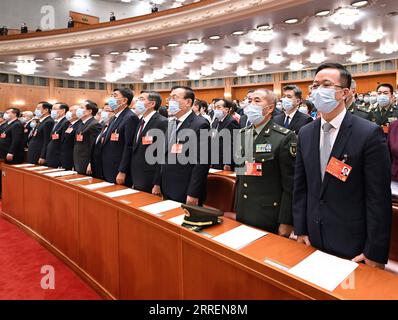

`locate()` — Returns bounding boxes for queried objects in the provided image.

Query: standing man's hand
[297,235,311,246]
[186,196,199,206]
[116,172,126,185]
[38,158,46,165]
[352,253,385,269]
[152,185,162,197]
[6,153,13,162]
[86,163,92,175]
[278,224,293,237]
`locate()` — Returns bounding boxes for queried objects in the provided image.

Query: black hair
[194,99,208,113]
[140,90,162,110]
[171,86,195,106]
[283,84,303,100]
[38,101,53,112]
[114,87,134,106]
[315,62,352,89]
[8,107,21,117]
[83,100,99,116]
[377,83,394,95]
[55,102,69,112]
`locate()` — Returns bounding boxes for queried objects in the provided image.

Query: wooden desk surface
[2,163,398,300]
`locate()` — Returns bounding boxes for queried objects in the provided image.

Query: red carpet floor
[0,215,101,300]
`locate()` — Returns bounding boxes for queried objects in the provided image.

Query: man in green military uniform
[372,83,398,127]
[346,79,373,121]
[234,89,297,237]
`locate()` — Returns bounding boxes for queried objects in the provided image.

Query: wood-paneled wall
[0,72,396,111]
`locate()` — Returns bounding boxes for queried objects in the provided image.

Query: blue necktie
[284,116,290,128]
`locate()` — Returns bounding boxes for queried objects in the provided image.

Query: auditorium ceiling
[0,0,397,83]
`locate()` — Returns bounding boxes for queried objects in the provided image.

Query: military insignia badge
[289,143,297,157]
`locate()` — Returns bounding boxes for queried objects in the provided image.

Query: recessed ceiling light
[109,51,120,55]
[257,24,272,31]
[90,53,101,57]
[232,30,245,36]
[209,35,221,40]
[148,46,159,50]
[315,10,330,16]
[0,61,5,64]
[167,43,179,47]
[71,55,82,59]
[284,18,299,24]
[53,57,63,61]
[34,58,44,62]
[351,1,368,8]
[15,60,25,64]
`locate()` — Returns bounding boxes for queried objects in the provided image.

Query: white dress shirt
[284,108,298,126]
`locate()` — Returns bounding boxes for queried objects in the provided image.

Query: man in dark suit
[273,84,313,135]
[20,111,34,148]
[100,88,139,185]
[0,108,24,164]
[45,103,69,168]
[131,91,168,193]
[293,62,391,268]
[153,86,210,205]
[73,100,102,175]
[211,99,239,170]
[60,105,81,170]
[27,102,54,164]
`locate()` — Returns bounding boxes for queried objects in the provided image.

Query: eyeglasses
[311,83,344,90]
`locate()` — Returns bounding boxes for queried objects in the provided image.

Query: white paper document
[13,163,35,168]
[38,168,65,174]
[391,181,398,197]
[139,200,181,216]
[212,225,267,250]
[288,250,358,292]
[44,171,77,178]
[81,182,114,190]
[208,168,222,174]
[102,188,139,198]
[64,177,92,182]
[168,214,185,225]
[25,166,48,171]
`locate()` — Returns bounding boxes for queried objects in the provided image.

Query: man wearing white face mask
[293,62,391,269]
[60,105,81,170]
[372,83,398,130]
[345,79,373,121]
[273,85,312,135]
[46,103,69,168]
[153,86,210,206]
[130,91,168,193]
[235,89,297,236]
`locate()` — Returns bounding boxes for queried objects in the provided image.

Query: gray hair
[141,90,162,110]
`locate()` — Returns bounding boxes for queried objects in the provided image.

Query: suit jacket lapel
[133,113,157,151]
[310,119,322,193]
[320,112,353,196]
[288,112,300,130]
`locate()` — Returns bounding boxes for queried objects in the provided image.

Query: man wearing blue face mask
[45,103,69,168]
[27,101,54,165]
[130,91,168,193]
[293,62,391,269]
[235,89,297,236]
[273,85,312,135]
[98,88,139,185]
[372,83,398,130]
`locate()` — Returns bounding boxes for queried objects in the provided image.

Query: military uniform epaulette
[357,106,370,113]
[271,123,290,135]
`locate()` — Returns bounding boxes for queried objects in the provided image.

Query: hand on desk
[297,235,311,246]
[186,196,199,206]
[86,163,92,175]
[152,185,162,197]
[116,172,126,185]
[278,224,293,238]
[38,158,46,165]
[352,253,385,269]
[6,153,13,162]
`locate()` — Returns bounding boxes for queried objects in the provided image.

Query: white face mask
[281,98,295,112]
[298,106,308,114]
[213,109,224,120]
[244,104,265,126]
[313,87,344,114]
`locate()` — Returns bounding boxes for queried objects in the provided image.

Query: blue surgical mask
[76,108,85,119]
[364,96,370,104]
[65,111,73,121]
[30,122,37,129]
[298,106,308,114]
[213,109,224,120]
[377,94,390,108]
[34,109,42,118]
[244,104,264,126]
[108,97,119,111]
[19,117,27,124]
[168,100,181,116]
[282,98,295,112]
[276,102,282,111]
[50,110,58,120]
[370,96,378,105]
[313,88,342,114]
[100,111,109,122]
[135,101,147,116]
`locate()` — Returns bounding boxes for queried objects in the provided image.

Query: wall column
[224,77,233,99]
[48,78,55,102]
[273,73,282,98]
